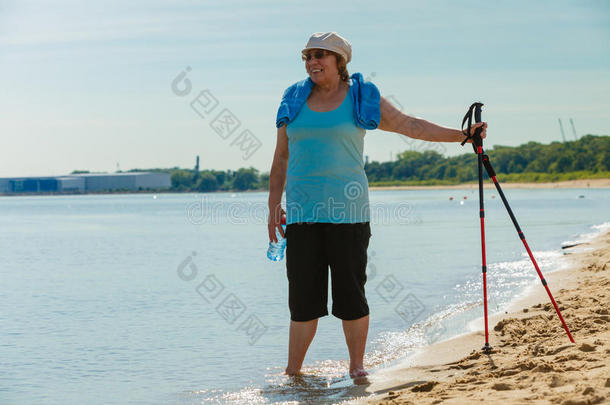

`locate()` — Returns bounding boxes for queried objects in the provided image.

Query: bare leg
[285,318,318,375]
[342,315,369,377]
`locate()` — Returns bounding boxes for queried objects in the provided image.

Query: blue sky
[1,0,609,177]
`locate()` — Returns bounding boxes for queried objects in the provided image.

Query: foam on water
[562,221,610,247]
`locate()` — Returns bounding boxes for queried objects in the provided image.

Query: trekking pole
[460,102,491,353]
[461,103,575,345]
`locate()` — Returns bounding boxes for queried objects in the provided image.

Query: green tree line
[122,167,268,192]
[366,134,609,185]
[169,167,269,192]
[130,135,609,192]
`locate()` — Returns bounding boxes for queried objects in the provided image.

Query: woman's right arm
[267,124,289,242]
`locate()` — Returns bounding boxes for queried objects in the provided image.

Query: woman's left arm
[377,96,487,143]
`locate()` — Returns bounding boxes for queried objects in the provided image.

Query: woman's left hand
[465,122,488,142]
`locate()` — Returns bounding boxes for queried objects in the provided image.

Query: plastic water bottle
[267,215,286,261]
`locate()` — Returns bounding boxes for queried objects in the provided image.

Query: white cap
[302,32,352,64]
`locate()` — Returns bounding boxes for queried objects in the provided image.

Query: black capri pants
[285,222,372,322]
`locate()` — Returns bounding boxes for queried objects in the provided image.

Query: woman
[267,32,487,378]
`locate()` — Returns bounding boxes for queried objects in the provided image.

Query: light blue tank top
[285,86,370,224]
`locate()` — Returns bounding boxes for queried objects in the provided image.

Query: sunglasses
[302,49,331,62]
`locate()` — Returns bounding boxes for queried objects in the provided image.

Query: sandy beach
[370,178,610,191]
[348,230,609,405]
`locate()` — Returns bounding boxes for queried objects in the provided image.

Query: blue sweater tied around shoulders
[275,72,381,130]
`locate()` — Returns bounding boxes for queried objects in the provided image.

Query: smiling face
[303,49,340,85]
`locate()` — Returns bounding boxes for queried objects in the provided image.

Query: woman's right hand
[268,205,286,243]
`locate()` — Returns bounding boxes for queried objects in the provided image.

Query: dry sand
[370,178,610,191]
[347,231,610,405]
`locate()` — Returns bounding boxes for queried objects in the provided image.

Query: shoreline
[369,178,610,190]
[344,228,610,404]
[0,178,608,197]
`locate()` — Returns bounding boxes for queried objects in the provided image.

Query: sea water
[1,189,608,404]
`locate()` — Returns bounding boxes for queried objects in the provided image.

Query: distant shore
[1,178,609,197]
[347,230,610,404]
[369,178,610,190]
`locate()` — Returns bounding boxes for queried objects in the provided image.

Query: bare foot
[285,367,303,376]
[349,368,369,378]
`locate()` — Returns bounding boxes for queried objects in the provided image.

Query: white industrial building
[71,172,171,192]
[0,172,171,194]
[57,176,86,192]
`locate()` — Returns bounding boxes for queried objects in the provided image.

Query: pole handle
[461,102,484,153]
[472,103,484,151]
